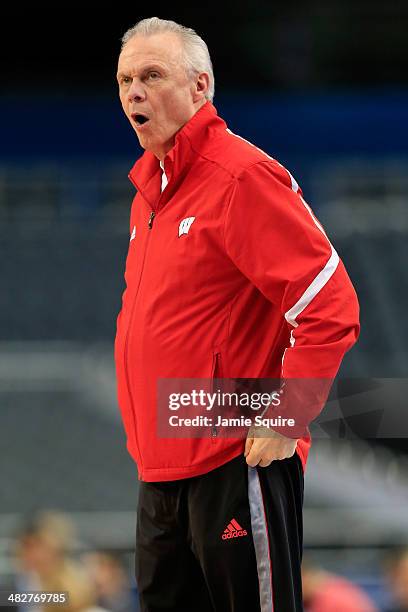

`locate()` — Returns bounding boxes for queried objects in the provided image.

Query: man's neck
[154,138,175,163]
[153,99,208,162]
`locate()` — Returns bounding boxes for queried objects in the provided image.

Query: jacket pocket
[210,352,222,443]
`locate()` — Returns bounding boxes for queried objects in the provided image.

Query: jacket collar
[128,101,226,209]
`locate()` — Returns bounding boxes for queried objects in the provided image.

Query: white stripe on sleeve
[284,245,339,328]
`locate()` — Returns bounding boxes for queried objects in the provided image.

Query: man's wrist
[248,424,301,441]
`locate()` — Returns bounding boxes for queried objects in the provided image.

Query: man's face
[117,33,204,159]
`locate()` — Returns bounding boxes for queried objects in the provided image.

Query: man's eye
[148,72,160,80]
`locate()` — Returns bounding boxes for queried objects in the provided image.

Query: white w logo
[178,216,196,237]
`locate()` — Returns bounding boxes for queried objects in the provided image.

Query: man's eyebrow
[140,64,166,73]
[116,64,165,80]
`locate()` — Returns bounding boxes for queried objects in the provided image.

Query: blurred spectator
[82,551,137,612]
[383,547,408,612]
[302,557,378,612]
[11,510,107,612]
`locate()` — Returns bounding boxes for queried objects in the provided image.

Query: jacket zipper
[148,211,155,229]
[123,207,157,472]
[211,352,222,442]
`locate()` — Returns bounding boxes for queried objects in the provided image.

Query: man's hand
[244,426,298,467]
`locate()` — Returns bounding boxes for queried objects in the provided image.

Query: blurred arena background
[1,2,408,610]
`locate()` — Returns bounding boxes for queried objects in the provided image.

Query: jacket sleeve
[223,161,360,434]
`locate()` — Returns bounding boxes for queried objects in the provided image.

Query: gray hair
[120,17,215,102]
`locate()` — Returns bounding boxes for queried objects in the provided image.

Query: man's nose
[127,78,146,103]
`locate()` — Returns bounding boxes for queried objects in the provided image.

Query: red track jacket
[114,101,360,482]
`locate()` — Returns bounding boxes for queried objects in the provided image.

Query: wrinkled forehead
[118,33,184,72]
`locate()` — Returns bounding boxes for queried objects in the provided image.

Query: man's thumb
[244,436,254,457]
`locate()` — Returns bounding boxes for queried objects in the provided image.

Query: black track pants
[135,452,304,612]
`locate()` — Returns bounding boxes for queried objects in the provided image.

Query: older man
[114,16,360,612]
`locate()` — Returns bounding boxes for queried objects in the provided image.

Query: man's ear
[193,72,210,102]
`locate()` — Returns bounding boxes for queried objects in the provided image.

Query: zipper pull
[148,211,155,229]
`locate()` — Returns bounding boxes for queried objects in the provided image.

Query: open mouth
[131,113,150,127]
